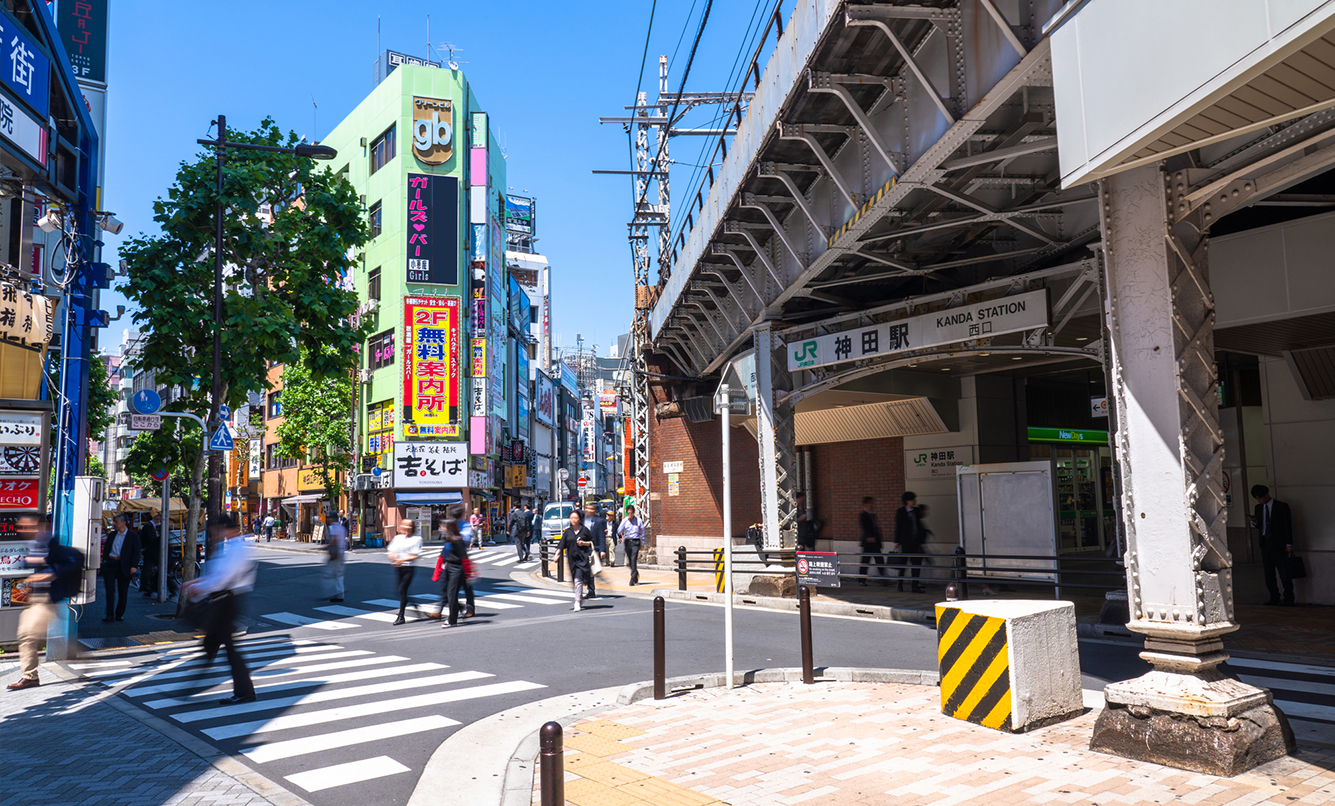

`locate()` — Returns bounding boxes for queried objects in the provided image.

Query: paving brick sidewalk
[536,682,1335,806]
[1,662,304,806]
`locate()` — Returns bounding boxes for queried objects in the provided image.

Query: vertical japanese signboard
[0,10,49,117]
[57,0,109,84]
[403,296,461,438]
[405,173,459,286]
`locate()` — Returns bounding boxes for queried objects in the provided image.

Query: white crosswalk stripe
[77,636,547,793]
[315,604,400,623]
[1225,656,1335,745]
[481,592,570,605]
[262,612,358,630]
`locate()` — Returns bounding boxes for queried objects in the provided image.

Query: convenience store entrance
[1027,429,1116,556]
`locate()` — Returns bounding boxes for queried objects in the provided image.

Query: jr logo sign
[792,340,818,368]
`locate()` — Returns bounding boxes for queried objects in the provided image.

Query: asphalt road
[71,544,1153,806]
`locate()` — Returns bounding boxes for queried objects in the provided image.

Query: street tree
[119,118,369,570]
[275,345,355,506]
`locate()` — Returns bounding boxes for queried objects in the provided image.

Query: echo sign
[412,96,453,165]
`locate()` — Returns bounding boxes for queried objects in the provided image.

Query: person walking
[857,497,888,586]
[140,514,161,597]
[559,510,595,611]
[263,513,275,542]
[507,505,525,557]
[101,514,141,622]
[184,514,257,704]
[514,503,534,562]
[387,518,422,625]
[8,516,83,691]
[795,492,821,550]
[469,507,485,549]
[438,507,470,628]
[324,513,348,603]
[1251,485,1296,606]
[617,504,645,586]
[584,504,608,599]
[894,492,927,593]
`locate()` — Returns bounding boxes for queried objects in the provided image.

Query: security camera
[36,211,61,233]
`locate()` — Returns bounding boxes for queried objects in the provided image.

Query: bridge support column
[755,323,796,550]
[1090,165,1293,775]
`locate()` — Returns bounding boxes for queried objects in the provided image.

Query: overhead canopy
[117,497,188,515]
[396,491,464,506]
[282,494,325,505]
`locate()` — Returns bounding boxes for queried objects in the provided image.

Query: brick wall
[649,415,762,547]
[809,436,906,549]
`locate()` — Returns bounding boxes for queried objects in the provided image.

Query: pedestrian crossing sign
[209,424,235,452]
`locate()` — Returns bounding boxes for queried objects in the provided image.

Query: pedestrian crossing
[76,635,546,795]
[250,581,577,632]
[1223,655,1335,745]
[417,545,540,570]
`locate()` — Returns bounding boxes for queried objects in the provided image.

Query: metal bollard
[952,546,969,600]
[654,595,666,700]
[799,584,814,685]
[556,542,565,583]
[677,546,687,591]
[539,721,564,806]
[540,538,550,579]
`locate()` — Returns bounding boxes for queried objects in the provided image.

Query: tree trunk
[182,441,206,583]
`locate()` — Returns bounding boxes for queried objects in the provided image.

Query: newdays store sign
[787,289,1049,372]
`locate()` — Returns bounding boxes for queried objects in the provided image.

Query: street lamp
[196,115,338,557]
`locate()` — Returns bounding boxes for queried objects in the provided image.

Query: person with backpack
[8,516,83,690]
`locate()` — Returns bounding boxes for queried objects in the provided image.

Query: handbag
[590,550,605,576]
[1285,552,1308,580]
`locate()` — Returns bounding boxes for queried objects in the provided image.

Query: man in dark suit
[101,514,141,622]
[893,491,927,594]
[1251,485,1295,606]
[139,514,161,597]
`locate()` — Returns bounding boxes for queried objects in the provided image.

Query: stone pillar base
[1091,700,1295,777]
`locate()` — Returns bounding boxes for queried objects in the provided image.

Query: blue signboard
[132,389,161,415]
[0,11,50,118]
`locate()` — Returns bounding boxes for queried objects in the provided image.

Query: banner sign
[0,478,40,510]
[470,378,487,418]
[0,10,49,117]
[57,0,109,84]
[533,372,555,427]
[403,296,461,438]
[470,337,486,377]
[394,441,467,488]
[405,173,459,286]
[787,289,1049,371]
[598,389,618,416]
[505,195,535,235]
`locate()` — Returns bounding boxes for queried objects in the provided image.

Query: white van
[541,501,575,542]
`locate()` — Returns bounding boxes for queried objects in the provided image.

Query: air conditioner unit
[365,299,380,312]
[357,369,372,383]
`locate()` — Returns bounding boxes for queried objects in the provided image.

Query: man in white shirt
[387,519,423,625]
[184,514,256,704]
[263,514,275,542]
[325,514,349,602]
[617,505,645,586]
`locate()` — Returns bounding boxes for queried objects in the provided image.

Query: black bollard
[799,584,814,685]
[654,595,666,700]
[540,538,550,579]
[556,542,564,583]
[677,545,687,591]
[539,721,564,806]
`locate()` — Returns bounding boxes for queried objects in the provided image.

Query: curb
[41,662,313,806]
[654,588,937,625]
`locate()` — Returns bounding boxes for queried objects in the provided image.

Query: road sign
[558,468,569,482]
[219,404,231,420]
[714,388,751,416]
[150,467,168,482]
[796,551,841,588]
[372,466,382,477]
[208,424,235,452]
[132,389,161,414]
[577,476,588,489]
[130,414,161,431]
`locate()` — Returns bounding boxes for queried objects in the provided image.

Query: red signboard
[0,478,40,511]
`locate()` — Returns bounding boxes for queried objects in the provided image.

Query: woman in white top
[387,519,423,625]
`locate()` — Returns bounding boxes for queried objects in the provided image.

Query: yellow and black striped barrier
[713,548,725,593]
[936,603,1013,731]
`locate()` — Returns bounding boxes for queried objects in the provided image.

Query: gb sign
[412,96,453,165]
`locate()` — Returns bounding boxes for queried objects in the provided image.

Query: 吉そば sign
[393,441,468,488]
[787,289,1049,371]
[403,296,461,438]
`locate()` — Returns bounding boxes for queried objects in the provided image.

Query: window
[368,201,382,239]
[368,329,395,371]
[368,267,381,302]
[267,391,282,419]
[370,124,396,174]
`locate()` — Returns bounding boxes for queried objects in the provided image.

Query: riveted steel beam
[777,122,859,204]
[808,70,901,175]
[845,10,956,126]
[758,163,828,236]
[742,194,807,269]
[725,221,784,287]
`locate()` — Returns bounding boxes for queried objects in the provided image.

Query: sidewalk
[0,660,308,806]
[527,552,1335,661]
[528,679,1335,806]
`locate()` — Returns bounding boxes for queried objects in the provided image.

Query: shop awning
[282,494,325,505]
[396,491,464,506]
[471,490,496,502]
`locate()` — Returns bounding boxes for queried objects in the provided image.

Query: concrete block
[936,599,1082,733]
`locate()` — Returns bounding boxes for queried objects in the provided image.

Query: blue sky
[97,1,780,361]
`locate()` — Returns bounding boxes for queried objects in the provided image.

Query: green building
[323,54,509,543]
